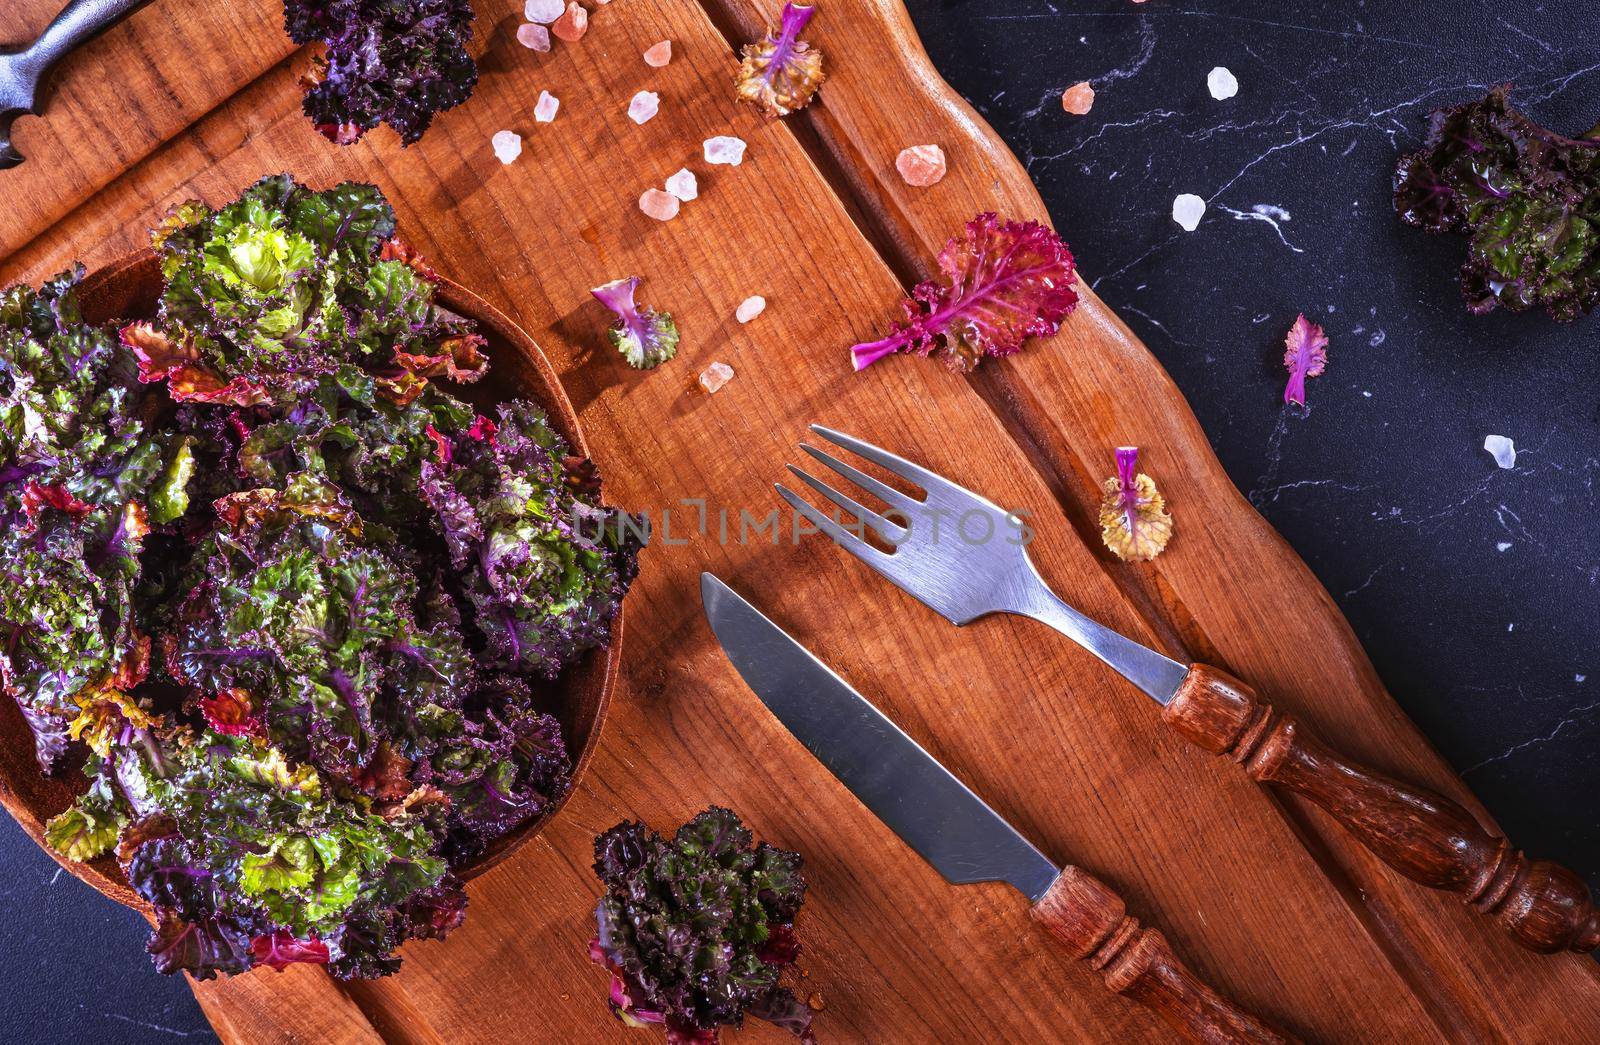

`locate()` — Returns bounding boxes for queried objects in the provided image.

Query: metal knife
[776,424,1600,958]
[701,573,1291,1045]
[2,0,154,169]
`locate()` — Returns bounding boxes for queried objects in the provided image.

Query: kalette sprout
[1098,447,1174,562]
[735,3,825,117]
[591,277,680,368]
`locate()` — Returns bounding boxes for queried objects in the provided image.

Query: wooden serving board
[3,1,1598,1041]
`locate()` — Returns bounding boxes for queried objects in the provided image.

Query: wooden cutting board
[3,1,1597,1041]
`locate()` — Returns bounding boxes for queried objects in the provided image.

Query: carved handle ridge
[1164,664,1600,955]
[1030,867,1293,1044]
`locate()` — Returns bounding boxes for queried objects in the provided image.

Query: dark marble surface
[4,2,1596,1042]
[902,0,1600,903]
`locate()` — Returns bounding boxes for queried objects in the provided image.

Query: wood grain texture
[0,0,297,255]
[1031,868,1294,1044]
[1,1,1598,1042]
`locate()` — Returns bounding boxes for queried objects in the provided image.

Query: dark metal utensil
[701,572,1291,1045]
[1,0,153,169]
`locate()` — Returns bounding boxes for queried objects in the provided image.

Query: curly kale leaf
[590,808,814,1044]
[418,402,646,677]
[101,732,456,979]
[167,493,468,780]
[164,491,574,861]
[286,0,478,146]
[1394,85,1600,320]
[851,213,1078,372]
[148,175,484,401]
[411,675,573,862]
[591,277,680,370]
[0,269,160,771]
[0,266,163,516]
[6,176,639,983]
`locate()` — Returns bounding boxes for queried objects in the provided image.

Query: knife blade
[779,424,1600,957]
[701,571,1059,902]
[700,573,1291,1044]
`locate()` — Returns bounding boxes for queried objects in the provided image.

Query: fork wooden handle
[1031,867,1294,1044]
[1166,664,1600,955]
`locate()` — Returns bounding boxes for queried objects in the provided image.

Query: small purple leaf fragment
[592,277,680,369]
[1282,313,1328,407]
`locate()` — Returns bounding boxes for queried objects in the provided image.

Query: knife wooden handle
[1031,867,1294,1044]
[1166,664,1600,955]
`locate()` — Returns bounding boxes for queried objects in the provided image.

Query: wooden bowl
[0,250,619,909]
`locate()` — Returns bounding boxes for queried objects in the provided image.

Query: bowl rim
[0,249,620,912]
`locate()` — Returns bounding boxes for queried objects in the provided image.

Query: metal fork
[775,423,1189,703]
[776,423,1600,957]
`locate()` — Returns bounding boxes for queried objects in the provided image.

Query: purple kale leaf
[851,213,1078,372]
[590,808,814,1044]
[591,277,680,370]
[735,3,825,118]
[419,402,646,678]
[286,0,478,146]
[148,909,254,980]
[0,267,159,772]
[1394,85,1600,320]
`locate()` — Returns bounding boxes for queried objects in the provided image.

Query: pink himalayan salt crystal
[643,40,672,67]
[1062,81,1095,115]
[664,168,698,201]
[524,0,564,22]
[551,2,587,42]
[703,135,747,165]
[491,130,522,164]
[735,296,766,324]
[628,91,660,125]
[895,144,946,188]
[516,23,551,50]
[639,188,680,221]
[535,90,559,123]
[698,361,734,393]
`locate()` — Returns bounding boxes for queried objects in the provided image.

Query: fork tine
[809,424,975,507]
[786,465,909,544]
[799,443,922,516]
[776,483,901,576]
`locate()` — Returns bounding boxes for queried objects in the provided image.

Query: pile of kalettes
[591,809,815,1044]
[0,174,643,980]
